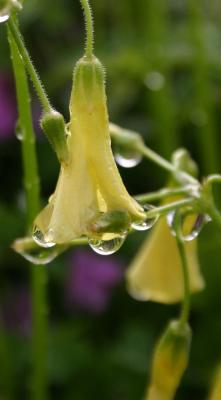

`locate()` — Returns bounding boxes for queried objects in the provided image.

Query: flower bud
[146,320,191,400]
[0,0,22,23]
[40,110,69,164]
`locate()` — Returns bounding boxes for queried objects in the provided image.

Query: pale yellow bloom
[34,56,144,245]
[127,213,205,304]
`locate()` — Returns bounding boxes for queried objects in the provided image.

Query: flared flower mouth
[126,209,205,304]
[33,55,145,248]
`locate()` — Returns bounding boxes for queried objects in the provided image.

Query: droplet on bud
[114,145,142,168]
[32,226,56,248]
[167,209,210,241]
[132,204,159,231]
[88,233,126,255]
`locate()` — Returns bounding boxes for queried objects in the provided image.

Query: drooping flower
[34,55,144,246]
[65,249,123,314]
[126,206,205,304]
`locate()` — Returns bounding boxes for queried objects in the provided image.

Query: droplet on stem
[132,204,159,231]
[167,209,210,241]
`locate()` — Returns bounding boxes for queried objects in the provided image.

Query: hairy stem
[79,0,94,58]
[7,18,51,112]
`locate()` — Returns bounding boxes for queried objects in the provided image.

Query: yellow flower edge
[34,56,144,244]
[126,216,205,304]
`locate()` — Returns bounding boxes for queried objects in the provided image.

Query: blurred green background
[1,0,221,399]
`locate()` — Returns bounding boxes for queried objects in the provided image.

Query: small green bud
[172,148,198,178]
[70,55,105,109]
[0,0,22,22]
[110,122,144,152]
[40,110,69,164]
[146,320,191,400]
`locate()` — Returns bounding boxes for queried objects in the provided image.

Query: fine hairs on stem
[79,0,94,58]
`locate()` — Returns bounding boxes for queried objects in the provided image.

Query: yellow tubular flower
[126,201,205,303]
[34,55,144,245]
[146,320,191,400]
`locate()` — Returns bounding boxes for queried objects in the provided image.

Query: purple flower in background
[1,287,31,336]
[66,250,123,314]
[0,73,17,139]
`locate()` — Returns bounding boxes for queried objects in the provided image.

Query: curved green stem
[8,22,48,400]
[144,198,196,221]
[79,0,94,58]
[135,187,190,204]
[7,18,51,112]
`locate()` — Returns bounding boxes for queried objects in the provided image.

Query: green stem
[8,23,48,400]
[137,142,198,185]
[135,187,190,204]
[175,228,191,327]
[7,18,51,112]
[79,0,94,58]
[145,198,196,220]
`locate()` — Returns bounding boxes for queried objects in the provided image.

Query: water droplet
[88,234,126,255]
[0,14,10,23]
[114,145,142,168]
[20,247,59,265]
[33,226,55,248]
[132,204,159,231]
[167,210,210,241]
[15,120,23,141]
[144,71,165,91]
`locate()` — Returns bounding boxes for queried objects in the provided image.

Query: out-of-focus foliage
[0,0,221,399]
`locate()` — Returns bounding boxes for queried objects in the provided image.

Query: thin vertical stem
[79,0,94,58]
[188,0,219,173]
[8,23,48,400]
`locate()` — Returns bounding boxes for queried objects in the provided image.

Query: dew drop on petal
[114,145,142,168]
[32,226,56,248]
[132,204,159,231]
[88,234,126,255]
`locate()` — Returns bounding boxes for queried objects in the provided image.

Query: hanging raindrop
[0,13,9,23]
[88,233,127,255]
[15,120,23,141]
[132,204,159,231]
[167,209,210,241]
[114,144,142,168]
[12,238,65,265]
[33,226,56,248]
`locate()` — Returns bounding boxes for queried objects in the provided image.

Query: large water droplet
[88,234,126,255]
[0,14,10,23]
[132,204,159,231]
[167,210,210,241]
[33,226,55,248]
[13,238,65,265]
[114,145,142,168]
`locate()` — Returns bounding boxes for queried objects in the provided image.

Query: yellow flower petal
[34,56,144,244]
[127,215,205,304]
